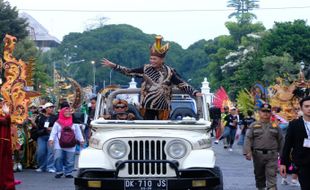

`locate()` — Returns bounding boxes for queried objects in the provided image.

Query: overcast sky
[7,0,310,48]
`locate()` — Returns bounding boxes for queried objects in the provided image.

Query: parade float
[0,34,87,171]
[52,69,84,110]
[230,65,308,124]
[212,63,309,131]
[0,34,41,170]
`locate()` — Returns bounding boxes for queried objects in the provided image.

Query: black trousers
[144,109,160,120]
[143,109,170,120]
[298,165,310,190]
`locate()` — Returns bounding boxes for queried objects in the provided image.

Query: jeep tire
[209,166,223,190]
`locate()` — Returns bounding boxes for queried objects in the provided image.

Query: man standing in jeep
[102,35,202,120]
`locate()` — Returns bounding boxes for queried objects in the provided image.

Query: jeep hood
[91,118,211,130]
[90,128,210,150]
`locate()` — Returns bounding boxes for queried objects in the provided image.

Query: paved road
[15,142,300,190]
[215,142,299,190]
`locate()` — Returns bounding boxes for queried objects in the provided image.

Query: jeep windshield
[94,88,209,123]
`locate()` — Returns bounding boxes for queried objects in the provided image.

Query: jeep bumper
[75,168,221,190]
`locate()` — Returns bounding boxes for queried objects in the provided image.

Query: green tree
[262,53,299,83]
[205,30,266,98]
[14,38,52,92]
[227,0,259,24]
[14,38,38,60]
[207,47,232,90]
[182,40,209,87]
[225,21,265,44]
[201,0,265,98]
[261,20,310,64]
[229,49,264,98]
[0,0,28,39]
[56,24,187,89]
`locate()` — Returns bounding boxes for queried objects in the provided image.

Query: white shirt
[304,120,310,138]
[49,122,84,152]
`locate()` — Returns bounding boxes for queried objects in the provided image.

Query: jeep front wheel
[209,166,223,190]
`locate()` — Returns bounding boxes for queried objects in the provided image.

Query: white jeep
[75,88,223,190]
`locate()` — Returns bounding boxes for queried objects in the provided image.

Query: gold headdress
[150,35,169,58]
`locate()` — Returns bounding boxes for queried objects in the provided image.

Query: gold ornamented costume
[1,35,29,151]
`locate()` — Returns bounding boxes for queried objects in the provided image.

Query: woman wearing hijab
[48,107,84,178]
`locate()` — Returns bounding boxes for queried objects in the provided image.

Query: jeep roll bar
[94,88,210,121]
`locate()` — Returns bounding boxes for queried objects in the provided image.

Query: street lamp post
[109,69,113,85]
[300,60,305,71]
[299,60,306,81]
[53,61,56,90]
[91,61,96,93]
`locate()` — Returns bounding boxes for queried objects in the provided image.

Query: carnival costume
[113,36,199,119]
[0,113,15,190]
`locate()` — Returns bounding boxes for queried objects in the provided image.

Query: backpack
[58,123,77,148]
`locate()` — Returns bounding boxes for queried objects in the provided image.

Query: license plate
[124,179,168,190]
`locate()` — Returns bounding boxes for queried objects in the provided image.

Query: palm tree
[227,0,259,24]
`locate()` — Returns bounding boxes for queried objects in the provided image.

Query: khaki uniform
[244,121,283,190]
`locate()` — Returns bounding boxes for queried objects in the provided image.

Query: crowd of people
[210,96,310,190]
[1,35,204,189]
[16,100,88,177]
[0,94,143,187]
[1,35,309,190]
[3,93,310,190]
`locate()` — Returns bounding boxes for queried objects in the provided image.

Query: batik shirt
[114,64,198,110]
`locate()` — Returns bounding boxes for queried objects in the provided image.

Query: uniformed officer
[244,103,284,190]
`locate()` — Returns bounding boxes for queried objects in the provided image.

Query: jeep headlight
[107,140,127,159]
[166,140,187,159]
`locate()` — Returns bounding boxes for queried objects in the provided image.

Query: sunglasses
[115,105,126,109]
[261,110,271,113]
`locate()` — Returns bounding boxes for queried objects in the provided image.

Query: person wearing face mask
[48,107,84,178]
[102,35,202,120]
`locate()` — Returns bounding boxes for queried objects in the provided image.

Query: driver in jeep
[103,99,135,120]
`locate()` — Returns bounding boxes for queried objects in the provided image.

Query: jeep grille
[118,139,177,177]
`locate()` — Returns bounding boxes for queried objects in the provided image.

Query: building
[19,12,60,51]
